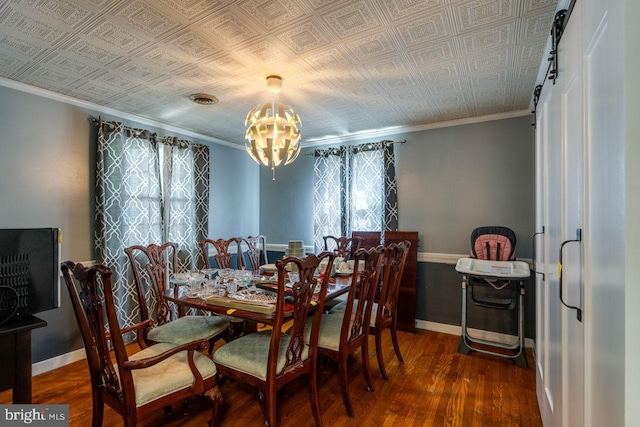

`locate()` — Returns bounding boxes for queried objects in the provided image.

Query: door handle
[558,228,582,322]
[532,226,545,280]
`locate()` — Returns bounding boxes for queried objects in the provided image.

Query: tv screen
[0,228,60,323]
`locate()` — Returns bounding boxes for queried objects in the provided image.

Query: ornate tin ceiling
[0,0,556,145]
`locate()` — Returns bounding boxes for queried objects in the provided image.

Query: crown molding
[0,77,243,150]
[301,110,531,148]
[1,77,529,151]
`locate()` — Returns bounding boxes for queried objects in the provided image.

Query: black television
[0,228,60,325]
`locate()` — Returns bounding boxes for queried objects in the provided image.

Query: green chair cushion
[328,298,362,316]
[148,315,229,345]
[116,342,217,407]
[328,300,347,314]
[316,313,347,352]
[213,331,308,381]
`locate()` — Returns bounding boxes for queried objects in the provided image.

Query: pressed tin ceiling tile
[0,0,558,145]
[321,1,383,38]
[276,22,331,54]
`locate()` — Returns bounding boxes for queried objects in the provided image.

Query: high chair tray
[455,258,530,279]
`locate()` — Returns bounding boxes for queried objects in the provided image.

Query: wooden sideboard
[353,230,418,332]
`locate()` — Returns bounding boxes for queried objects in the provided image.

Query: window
[313,142,398,252]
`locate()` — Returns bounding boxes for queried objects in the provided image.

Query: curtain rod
[304,139,406,156]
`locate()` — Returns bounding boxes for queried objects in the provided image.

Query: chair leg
[390,322,404,364]
[375,329,389,380]
[265,389,277,427]
[361,341,375,393]
[309,365,324,427]
[91,391,104,427]
[204,384,224,427]
[123,412,137,427]
[338,353,355,417]
[257,390,267,422]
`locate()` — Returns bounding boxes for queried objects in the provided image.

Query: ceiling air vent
[188,93,218,105]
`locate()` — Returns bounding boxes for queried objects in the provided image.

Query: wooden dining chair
[61,261,223,427]
[322,235,364,260]
[125,243,229,349]
[240,235,268,272]
[370,240,411,380]
[315,245,386,417]
[212,253,336,427]
[200,238,243,269]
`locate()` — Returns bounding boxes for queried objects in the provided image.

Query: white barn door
[535,0,627,425]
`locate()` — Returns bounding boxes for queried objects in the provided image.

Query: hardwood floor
[0,330,541,426]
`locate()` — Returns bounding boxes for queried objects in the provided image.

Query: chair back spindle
[125,242,178,326]
[241,235,268,272]
[322,235,364,260]
[200,238,243,270]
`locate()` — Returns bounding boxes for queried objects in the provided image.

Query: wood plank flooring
[0,330,542,426]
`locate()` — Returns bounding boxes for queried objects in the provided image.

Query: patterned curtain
[313,141,398,252]
[313,147,343,252]
[95,121,162,331]
[96,120,209,334]
[383,144,399,231]
[158,136,210,271]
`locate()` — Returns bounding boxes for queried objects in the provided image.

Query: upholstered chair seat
[116,342,217,407]
[148,316,230,346]
[214,331,309,381]
[328,299,348,315]
[313,314,352,352]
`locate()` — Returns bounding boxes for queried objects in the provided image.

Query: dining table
[164,272,353,334]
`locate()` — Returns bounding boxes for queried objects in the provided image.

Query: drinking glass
[218,268,233,284]
[227,280,238,296]
[201,268,217,280]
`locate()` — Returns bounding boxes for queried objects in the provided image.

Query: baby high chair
[455,226,530,367]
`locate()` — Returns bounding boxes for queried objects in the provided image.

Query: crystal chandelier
[245,75,301,180]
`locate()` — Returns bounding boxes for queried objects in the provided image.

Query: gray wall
[260,116,535,336]
[395,116,535,255]
[260,116,534,254]
[0,84,259,362]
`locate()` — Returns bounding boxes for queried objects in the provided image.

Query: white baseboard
[32,348,87,376]
[415,319,535,348]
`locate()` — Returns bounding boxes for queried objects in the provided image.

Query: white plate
[260,263,278,272]
[335,270,353,276]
